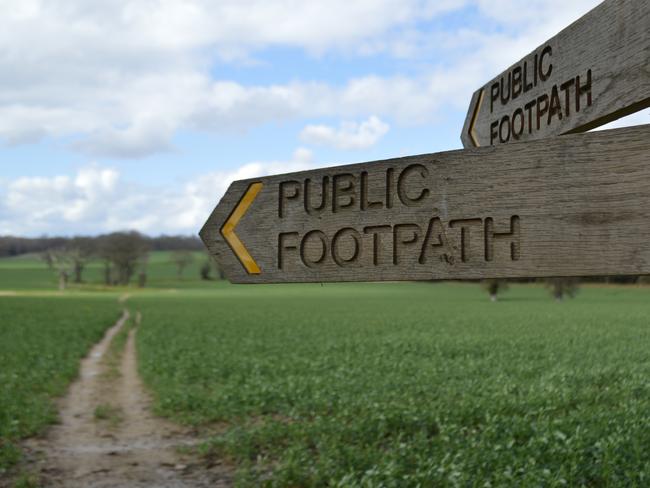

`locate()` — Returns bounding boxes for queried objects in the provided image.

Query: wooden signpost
[201,125,650,283]
[461,0,650,148]
[201,0,650,284]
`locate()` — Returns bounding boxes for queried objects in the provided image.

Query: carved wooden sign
[461,0,650,148]
[201,125,650,283]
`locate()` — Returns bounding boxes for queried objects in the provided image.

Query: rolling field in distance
[134,283,650,486]
[0,296,119,472]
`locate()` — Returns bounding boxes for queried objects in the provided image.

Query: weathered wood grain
[461,0,650,148]
[201,124,650,284]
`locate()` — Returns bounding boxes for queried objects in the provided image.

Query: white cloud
[0,0,467,157]
[0,150,317,236]
[2,165,119,232]
[301,116,390,150]
[74,120,176,159]
[0,0,606,158]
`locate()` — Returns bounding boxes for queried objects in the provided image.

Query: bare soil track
[21,310,232,487]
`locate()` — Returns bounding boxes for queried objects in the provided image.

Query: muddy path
[23,310,232,487]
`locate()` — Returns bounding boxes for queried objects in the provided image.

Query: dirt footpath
[23,311,232,487]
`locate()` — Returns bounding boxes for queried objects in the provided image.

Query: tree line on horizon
[0,234,203,258]
[0,233,223,290]
[1,234,647,297]
[482,278,582,302]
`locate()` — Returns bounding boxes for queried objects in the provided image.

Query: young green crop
[135,283,650,486]
[0,296,118,472]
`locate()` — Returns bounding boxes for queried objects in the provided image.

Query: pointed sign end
[467,89,484,148]
[221,182,264,275]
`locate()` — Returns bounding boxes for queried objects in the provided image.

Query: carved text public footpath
[202,0,650,284]
[276,164,520,270]
[488,45,592,145]
[201,126,650,283]
[462,0,650,149]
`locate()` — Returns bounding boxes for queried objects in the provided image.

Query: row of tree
[0,234,203,258]
[483,278,580,302]
[39,232,221,290]
[168,249,225,281]
[42,232,151,289]
[6,234,646,295]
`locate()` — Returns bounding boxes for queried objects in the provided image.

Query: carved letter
[364,225,392,266]
[278,232,299,269]
[539,45,553,82]
[523,60,533,92]
[512,108,525,140]
[332,173,356,213]
[279,181,301,218]
[419,218,453,265]
[499,115,511,144]
[490,120,499,145]
[576,69,592,113]
[385,168,395,210]
[331,228,362,267]
[512,66,522,100]
[560,78,575,118]
[485,216,520,262]
[536,94,549,130]
[397,164,430,206]
[490,82,500,112]
[393,224,421,266]
[304,177,329,216]
[300,230,328,268]
[500,73,511,106]
[449,219,482,263]
[361,171,384,211]
[547,84,563,125]
[524,100,536,134]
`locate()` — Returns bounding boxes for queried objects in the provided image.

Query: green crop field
[0,296,119,472]
[133,283,650,486]
[3,251,650,486]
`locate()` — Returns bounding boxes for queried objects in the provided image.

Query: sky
[0,0,648,237]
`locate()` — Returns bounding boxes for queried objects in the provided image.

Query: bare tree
[43,248,74,290]
[96,235,114,285]
[103,260,113,286]
[67,237,95,283]
[170,250,194,279]
[482,279,509,302]
[41,251,54,270]
[200,254,225,281]
[546,278,580,301]
[94,254,115,286]
[100,232,149,286]
[138,254,149,288]
[200,260,213,281]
